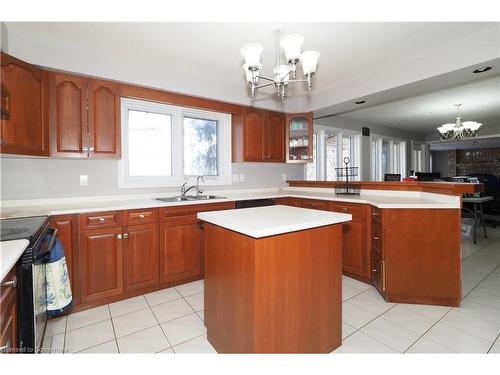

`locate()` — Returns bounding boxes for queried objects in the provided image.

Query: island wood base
[203,223,342,353]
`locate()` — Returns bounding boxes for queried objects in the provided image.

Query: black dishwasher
[235,198,276,209]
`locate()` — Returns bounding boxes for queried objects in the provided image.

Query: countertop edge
[0,239,29,281]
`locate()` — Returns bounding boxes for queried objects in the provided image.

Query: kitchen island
[198,205,352,353]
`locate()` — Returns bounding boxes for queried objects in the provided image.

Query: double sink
[155,195,226,203]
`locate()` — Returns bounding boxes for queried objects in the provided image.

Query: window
[306,133,318,180]
[120,98,231,188]
[371,136,406,181]
[306,127,361,181]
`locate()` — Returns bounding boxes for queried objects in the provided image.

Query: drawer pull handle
[1,276,17,288]
[138,214,145,220]
[373,236,379,240]
[372,268,377,272]
[98,217,105,223]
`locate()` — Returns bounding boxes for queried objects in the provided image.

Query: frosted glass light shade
[242,63,261,84]
[273,65,293,84]
[462,121,482,131]
[240,43,263,67]
[280,34,304,62]
[301,50,320,76]
[437,126,447,134]
[441,123,455,132]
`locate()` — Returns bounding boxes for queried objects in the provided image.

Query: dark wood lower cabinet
[80,227,124,303]
[0,268,17,354]
[159,215,202,284]
[124,223,159,292]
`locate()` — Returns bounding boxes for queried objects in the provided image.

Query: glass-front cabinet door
[286,112,313,163]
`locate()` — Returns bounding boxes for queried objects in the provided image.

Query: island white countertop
[0,239,29,281]
[197,205,352,238]
[0,187,461,219]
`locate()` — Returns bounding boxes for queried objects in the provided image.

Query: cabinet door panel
[124,224,159,292]
[341,220,366,277]
[88,79,120,158]
[285,112,313,163]
[159,216,202,284]
[50,73,87,157]
[80,228,123,302]
[0,52,49,156]
[243,109,264,161]
[49,215,79,303]
[264,111,285,162]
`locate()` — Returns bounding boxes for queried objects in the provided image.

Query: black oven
[0,216,57,353]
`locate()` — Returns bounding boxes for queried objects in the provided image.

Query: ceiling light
[437,104,482,141]
[241,28,320,102]
[473,66,492,74]
[355,100,366,104]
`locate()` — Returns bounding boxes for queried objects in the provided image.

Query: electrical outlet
[282,173,287,182]
[239,174,245,182]
[232,174,240,182]
[80,175,88,186]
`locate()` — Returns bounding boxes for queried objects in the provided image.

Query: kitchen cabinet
[0,268,18,354]
[124,223,159,292]
[302,199,330,211]
[159,215,202,284]
[79,227,124,303]
[0,52,49,156]
[285,113,313,163]
[49,215,79,304]
[49,72,121,158]
[232,108,285,163]
[332,203,369,281]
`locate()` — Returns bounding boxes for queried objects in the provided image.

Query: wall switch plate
[80,175,88,186]
[239,174,245,182]
[232,174,240,182]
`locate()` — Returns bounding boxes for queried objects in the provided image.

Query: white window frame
[119,98,231,188]
[306,125,362,181]
[371,134,406,181]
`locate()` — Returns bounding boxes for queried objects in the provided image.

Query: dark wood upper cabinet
[49,73,87,157]
[263,111,285,162]
[233,108,285,163]
[0,52,49,156]
[49,73,121,158]
[88,79,121,158]
[285,112,313,163]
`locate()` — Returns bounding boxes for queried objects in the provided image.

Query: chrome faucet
[180,176,204,197]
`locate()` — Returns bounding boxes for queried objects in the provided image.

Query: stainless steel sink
[155,195,226,202]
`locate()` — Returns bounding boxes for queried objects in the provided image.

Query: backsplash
[0,158,304,200]
[448,147,500,176]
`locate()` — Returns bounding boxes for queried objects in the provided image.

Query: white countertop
[0,187,461,219]
[0,239,29,281]
[198,205,353,238]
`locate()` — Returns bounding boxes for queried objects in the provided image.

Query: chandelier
[437,104,482,141]
[240,27,320,102]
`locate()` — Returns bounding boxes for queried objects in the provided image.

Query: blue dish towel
[46,237,73,317]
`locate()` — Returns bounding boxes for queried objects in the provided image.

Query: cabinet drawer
[332,202,366,218]
[160,202,235,220]
[80,211,122,230]
[124,208,158,225]
[303,199,330,211]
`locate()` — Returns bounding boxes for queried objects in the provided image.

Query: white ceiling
[337,75,500,135]
[4,22,500,113]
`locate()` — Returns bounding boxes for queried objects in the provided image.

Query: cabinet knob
[83,146,89,152]
[117,234,122,240]
[372,211,379,216]
[138,214,145,220]
[372,268,378,272]
[89,147,95,152]
[123,233,128,239]
[1,276,17,288]
[342,207,348,212]
[98,217,105,223]
[373,236,379,240]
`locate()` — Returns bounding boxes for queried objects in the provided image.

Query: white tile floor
[43,226,500,354]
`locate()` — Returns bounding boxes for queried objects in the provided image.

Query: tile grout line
[144,293,174,351]
[486,331,500,353]
[107,304,120,354]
